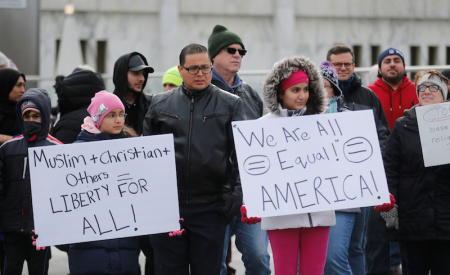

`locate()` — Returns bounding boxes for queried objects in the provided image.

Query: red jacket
[368,77,418,130]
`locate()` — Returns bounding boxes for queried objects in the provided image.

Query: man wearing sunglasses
[207,25,270,275]
[324,45,390,275]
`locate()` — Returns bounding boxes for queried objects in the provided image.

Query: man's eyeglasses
[181,65,212,75]
[417,84,440,93]
[331,62,354,69]
[225,47,247,57]
[104,113,127,119]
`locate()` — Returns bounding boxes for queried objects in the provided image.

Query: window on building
[447,47,450,65]
[55,39,61,66]
[97,41,107,74]
[428,46,438,65]
[411,46,420,66]
[80,40,88,64]
[353,45,362,67]
[371,45,380,66]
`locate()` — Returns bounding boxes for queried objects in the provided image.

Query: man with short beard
[368,48,418,130]
[113,52,154,135]
[366,48,418,275]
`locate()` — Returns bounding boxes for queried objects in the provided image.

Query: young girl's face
[99,108,125,135]
[280,82,309,110]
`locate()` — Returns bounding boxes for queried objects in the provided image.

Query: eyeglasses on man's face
[331,62,354,69]
[104,113,127,119]
[225,47,247,57]
[181,65,213,75]
[417,84,440,93]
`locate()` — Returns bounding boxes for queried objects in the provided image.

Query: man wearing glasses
[207,24,270,275]
[143,43,246,275]
[324,45,390,275]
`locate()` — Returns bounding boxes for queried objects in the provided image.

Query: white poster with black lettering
[232,110,390,218]
[29,135,180,247]
[416,101,450,167]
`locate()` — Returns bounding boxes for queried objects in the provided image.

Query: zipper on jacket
[160,111,181,120]
[203,113,226,122]
[308,213,313,227]
[186,96,195,203]
[23,156,27,179]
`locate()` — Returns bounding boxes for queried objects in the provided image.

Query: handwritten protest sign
[416,101,450,167]
[232,110,389,218]
[29,135,179,247]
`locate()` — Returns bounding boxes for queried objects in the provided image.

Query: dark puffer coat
[51,69,105,144]
[384,106,450,241]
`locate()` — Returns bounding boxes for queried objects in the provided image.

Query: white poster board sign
[416,102,450,167]
[232,110,389,218]
[29,135,180,247]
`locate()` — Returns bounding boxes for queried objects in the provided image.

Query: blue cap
[378,48,405,67]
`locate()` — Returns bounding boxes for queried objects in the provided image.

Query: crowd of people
[0,24,449,275]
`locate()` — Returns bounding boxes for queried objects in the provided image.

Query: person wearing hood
[68,91,141,275]
[260,55,335,274]
[51,66,105,144]
[207,24,269,275]
[383,70,450,274]
[113,52,154,135]
[0,68,26,144]
[0,88,62,274]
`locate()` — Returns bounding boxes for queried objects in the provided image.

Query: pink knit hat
[280,70,309,92]
[87,90,125,128]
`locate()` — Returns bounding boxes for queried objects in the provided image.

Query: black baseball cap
[128,55,154,73]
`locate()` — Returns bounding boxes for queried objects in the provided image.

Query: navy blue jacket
[68,130,140,275]
[0,88,62,233]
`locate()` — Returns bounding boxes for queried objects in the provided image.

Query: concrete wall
[38,0,450,98]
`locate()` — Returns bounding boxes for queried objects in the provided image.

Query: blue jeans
[325,208,369,275]
[220,215,271,275]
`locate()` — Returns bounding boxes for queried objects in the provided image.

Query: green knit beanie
[208,25,245,60]
[162,66,183,88]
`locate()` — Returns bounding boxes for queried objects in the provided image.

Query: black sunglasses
[225,47,247,56]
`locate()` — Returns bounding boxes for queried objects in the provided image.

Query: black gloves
[220,194,243,225]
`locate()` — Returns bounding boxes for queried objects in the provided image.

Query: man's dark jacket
[341,73,390,153]
[143,84,246,204]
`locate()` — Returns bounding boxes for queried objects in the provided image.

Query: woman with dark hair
[260,55,335,274]
[0,68,26,144]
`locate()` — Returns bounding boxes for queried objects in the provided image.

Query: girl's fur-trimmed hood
[263,56,327,116]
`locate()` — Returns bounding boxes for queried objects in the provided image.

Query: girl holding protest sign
[383,70,450,274]
[260,55,335,274]
[68,90,141,275]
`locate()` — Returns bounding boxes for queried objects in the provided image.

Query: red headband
[280,70,309,91]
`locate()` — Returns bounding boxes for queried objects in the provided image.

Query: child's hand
[169,218,185,237]
[240,205,261,225]
[30,230,46,251]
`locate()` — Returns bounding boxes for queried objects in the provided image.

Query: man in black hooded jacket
[113,52,154,135]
